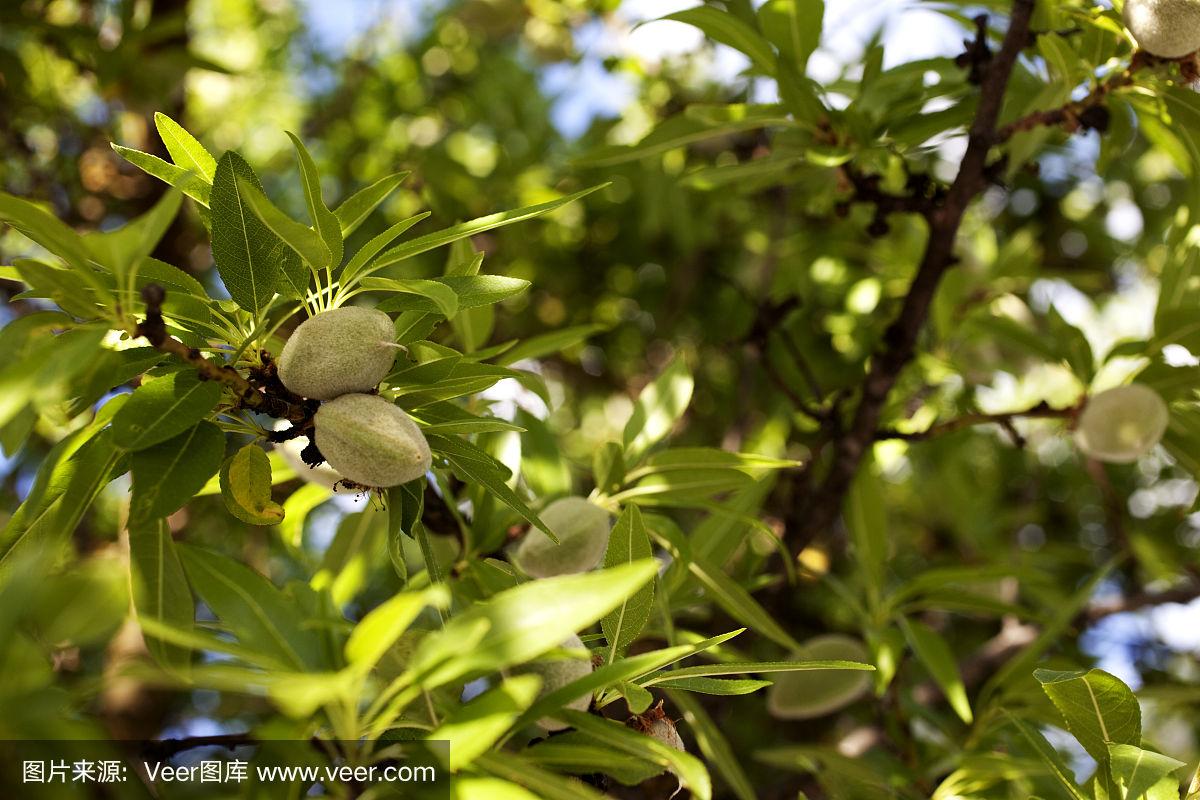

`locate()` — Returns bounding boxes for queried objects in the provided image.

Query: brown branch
[787,2,1037,554]
[997,50,1175,142]
[838,165,944,223]
[874,401,1075,441]
[135,283,313,424]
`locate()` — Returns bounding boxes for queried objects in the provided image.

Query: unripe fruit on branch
[314,393,432,488]
[511,497,611,578]
[516,635,593,732]
[767,634,871,720]
[1123,0,1200,58]
[1073,384,1168,464]
[277,307,397,400]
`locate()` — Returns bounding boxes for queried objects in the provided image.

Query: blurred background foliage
[4,0,1200,797]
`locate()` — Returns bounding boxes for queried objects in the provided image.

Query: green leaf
[220,444,286,525]
[515,632,743,729]
[846,463,887,611]
[130,421,225,519]
[84,189,182,280]
[900,618,972,724]
[276,482,329,548]
[236,176,330,269]
[453,777,543,800]
[408,560,658,690]
[575,106,791,167]
[374,275,530,315]
[649,518,801,651]
[0,325,108,429]
[128,516,193,672]
[618,680,654,713]
[338,212,430,285]
[1107,743,1184,800]
[526,734,662,787]
[210,151,289,312]
[154,112,217,182]
[370,185,607,271]
[1005,713,1091,800]
[111,370,222,451]
[495,324,606,366]
[658,7,776,74]
[0,397,126,573]
[432,675,542,770]
[360,277,459,318]
[757,0,823,71]
[386,480,425,581]
[13,259,101,318]
[428,433,555,542]
[179,544,324,670]
[111,144,212,206]
[0,191,110,297]
[623,357,693,462]
[311,506,387,605]
[558,710,712,800]
[334,171,409,236]
[601,505,654,662]
[286,132,342,269]
[1034,668,1142,763]
[475,752,609,800]
[593,441,626,495]
[652,676,772,694]
[344,586,447,672]
[638,660,873,687]
[0,425,124,573]
[667,689,757,800]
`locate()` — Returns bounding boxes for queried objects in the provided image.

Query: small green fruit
[767,634,871,720]
[511,497,611,579]
[1123,0,1200,58]
[314,393,432,488]
[1074,384,1168,464]
[274,421,342,490]
[517,635,593,732]
[277,307,397,400]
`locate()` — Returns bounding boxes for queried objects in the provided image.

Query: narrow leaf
[128,516,193,672]
[601,505,654,661]
[334,172,409,236]
[901,618,972,724]
[154,112,217,181]
[371,185,607,270]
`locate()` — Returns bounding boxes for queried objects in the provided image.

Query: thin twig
[998,51,1158,141]
[135,283,313,424]
[874,401,1075,441]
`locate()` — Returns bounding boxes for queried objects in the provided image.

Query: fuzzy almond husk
[511,497,611,578]
[278,306,397,400]
[1124,0,1200,58]
[314,393,431,487]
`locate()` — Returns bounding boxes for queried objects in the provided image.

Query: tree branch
[997,50,1167,142]
[787,2,1038,554]
[135,283,314,424]
[874,401,1076,441]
